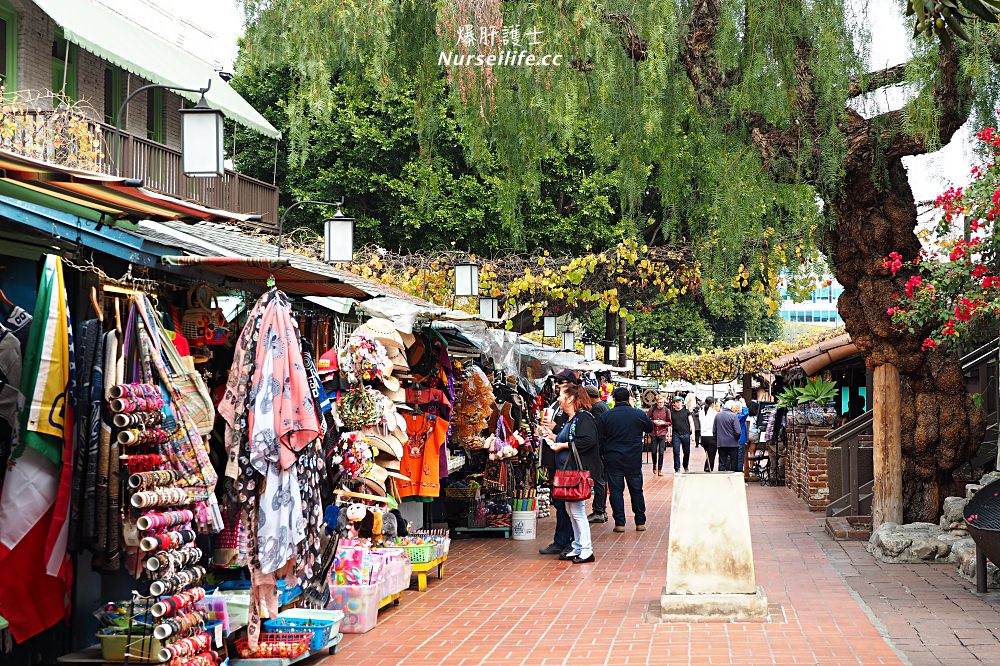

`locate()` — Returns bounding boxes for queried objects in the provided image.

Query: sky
[130,0,976,205]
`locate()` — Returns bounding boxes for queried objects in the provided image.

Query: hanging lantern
[179,95,225,177]
[479,296,499,320]
[625,359,634,371]
[608,344,619,362]
[454,260,480,297]
[323,205,355,263]
[543,315,557,338]
[584,340,597,362]
[562,331,575,351]
[636,362,645,377]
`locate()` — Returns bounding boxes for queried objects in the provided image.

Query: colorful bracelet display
[148,566,206,597]
[157,630,211,661]
[139,529,197,553]
[146,547,204,574]
[118,427,171,446]
[136,509,194,531]
[150,587,206,618]
[131,487,190,508]
[153,610,205,639]
[113,410,164,428]
[128,470,179,491]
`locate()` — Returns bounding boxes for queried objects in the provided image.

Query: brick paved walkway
[327,448,997,665]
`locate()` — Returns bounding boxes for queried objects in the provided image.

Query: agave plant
[776,386,801,408]
[796,377,839,405]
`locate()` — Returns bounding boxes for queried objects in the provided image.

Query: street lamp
[479,296,499,320]
[543,315,557,338]
[562,331,575,352]
[324,201,355,263]
[584,339,597,362]
[115,79,223,178]
[277,200,340,258]
[607,343,619,362]
[454,260,480,297]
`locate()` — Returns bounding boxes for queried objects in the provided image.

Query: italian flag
[0,255,75,643]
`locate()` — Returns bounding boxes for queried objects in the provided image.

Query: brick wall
[785,427,832,511]
[11,0,183,151]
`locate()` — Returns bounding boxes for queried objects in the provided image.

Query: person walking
[585,385,609,524]
[700,397,721,472]
[714,400,743,472]
[686,393,701,449]
[537,383,601,563]
[646,394,671,476]
[597,387,653,532]
[669,394,695,473]
[737,397,750,473]
[538,369,581,556]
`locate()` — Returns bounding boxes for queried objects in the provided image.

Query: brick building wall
[11,0,184,150]
[785,427,832,511]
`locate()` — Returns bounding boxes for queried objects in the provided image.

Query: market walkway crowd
[535,370,753,563]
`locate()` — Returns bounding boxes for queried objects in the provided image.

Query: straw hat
[363,428,404,459]
[386,345,410,373]
[352,318,406,351]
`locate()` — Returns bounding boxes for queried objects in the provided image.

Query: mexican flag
[0,255,75,643]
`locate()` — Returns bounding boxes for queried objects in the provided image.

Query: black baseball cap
[552,369,580,384]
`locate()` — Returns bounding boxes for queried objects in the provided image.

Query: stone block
[665,473,757,595]
[979,471,1000,487]
[942,496,968,524]
[660,585,769,621]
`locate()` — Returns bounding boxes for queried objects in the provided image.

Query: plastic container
[395,542,434,564]
[512,510,537,540]
[218,579,301,606]
[195,595,230,633]
[235,632,311,659]
[263,616,334,651]
[277,609,344,643]
[327,582,380,633]
[215,591,250,627]
[97,632,165,663]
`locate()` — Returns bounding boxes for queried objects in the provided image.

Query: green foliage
[797,376,840,404]
[777,386,803,408]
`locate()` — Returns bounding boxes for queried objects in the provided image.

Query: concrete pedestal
[661,472,768,621]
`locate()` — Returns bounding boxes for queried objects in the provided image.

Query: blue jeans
[672,433,691,472]
[565,499,593,558]
[606,464,646,527]
[737,441,746,472]
[552,498,574,549]
[718,447,739,472]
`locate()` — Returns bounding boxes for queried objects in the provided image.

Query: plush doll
[390,508,409,537]
[345,503,367,539]
[357,508,376,540]
[381,510,398,542]
[371,511,384,547]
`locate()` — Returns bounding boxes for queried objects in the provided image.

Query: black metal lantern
[180,94,225,177]
[543,315,557,338]
[562,331,575,352]
[584,340,597,362]
[479,296,499,320]
[323,204,355,263]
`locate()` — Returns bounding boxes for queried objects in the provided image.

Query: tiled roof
[770,333,860,377]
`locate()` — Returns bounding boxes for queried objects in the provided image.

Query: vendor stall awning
[770,333,859,377]
[0,149,258,224]
[31,0,280,139]
[136,220,436,301]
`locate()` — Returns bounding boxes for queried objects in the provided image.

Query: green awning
[31,0,281,140]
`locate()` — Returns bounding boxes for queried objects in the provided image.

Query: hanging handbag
[550,417,594,501]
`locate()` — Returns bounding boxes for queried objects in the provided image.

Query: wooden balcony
[9,107,278,230]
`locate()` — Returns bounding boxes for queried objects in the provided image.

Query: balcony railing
[10,107,278,230]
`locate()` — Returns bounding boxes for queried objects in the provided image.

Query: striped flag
[0,254,75,642]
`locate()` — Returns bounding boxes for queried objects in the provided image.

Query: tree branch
[682,0,728,109]
[856,43,968,162]
[848,63,908,98]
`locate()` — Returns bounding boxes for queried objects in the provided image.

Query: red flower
[883,251,904,276]
[905,275,923,299]
[922,338,938,350]
[983,276,1000,288]
[972,265,989,278]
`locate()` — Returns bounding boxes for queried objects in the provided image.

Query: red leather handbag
[551,438,593,501]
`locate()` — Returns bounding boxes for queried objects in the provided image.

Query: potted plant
[796,377,839,427]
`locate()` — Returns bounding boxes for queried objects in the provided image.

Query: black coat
[597,404,654,469]
[557,410,604,479]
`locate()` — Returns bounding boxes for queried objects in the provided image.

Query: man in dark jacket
[585,385,610,523]
[713,400,743,472]
[597,387,654,532]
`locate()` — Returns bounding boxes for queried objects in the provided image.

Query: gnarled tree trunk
[829,157,985,522]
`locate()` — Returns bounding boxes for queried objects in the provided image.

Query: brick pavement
[326,447,995,665]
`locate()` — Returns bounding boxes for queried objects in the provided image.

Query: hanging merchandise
[334,432,375,478]
[182,284,229,348]
[217,288,327,650]
[397,411,449,499]
[452,365,494,449]
[338,335,395,390]
[338,386,384,431]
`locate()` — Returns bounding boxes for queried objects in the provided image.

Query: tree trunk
[618,314,628,367]
[828,158,985,522]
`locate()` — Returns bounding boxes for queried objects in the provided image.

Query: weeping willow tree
[241,0,1000,521]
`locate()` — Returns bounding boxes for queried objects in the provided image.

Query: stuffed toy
[357,508,376,540]
[381,510,398,541]
[345,503,367,539]
[371,511,384,547]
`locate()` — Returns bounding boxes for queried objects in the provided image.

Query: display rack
[228,633,342,666]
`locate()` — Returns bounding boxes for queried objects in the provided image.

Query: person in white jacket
[700,397,721,472]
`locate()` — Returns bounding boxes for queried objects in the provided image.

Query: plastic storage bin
[218,579,302,605]
[327,582,380,634]
[97,632,164,663]
[263,616,334,651]
[215,591,250,627]
[196,595,230,633]
[277,609,344,642]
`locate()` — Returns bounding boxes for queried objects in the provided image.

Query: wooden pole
[872,363,903,527]
[618,314,627,368]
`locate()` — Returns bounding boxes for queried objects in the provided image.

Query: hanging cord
[62,257,162,293]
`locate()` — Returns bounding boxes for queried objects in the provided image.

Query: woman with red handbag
[537,383,603,564]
